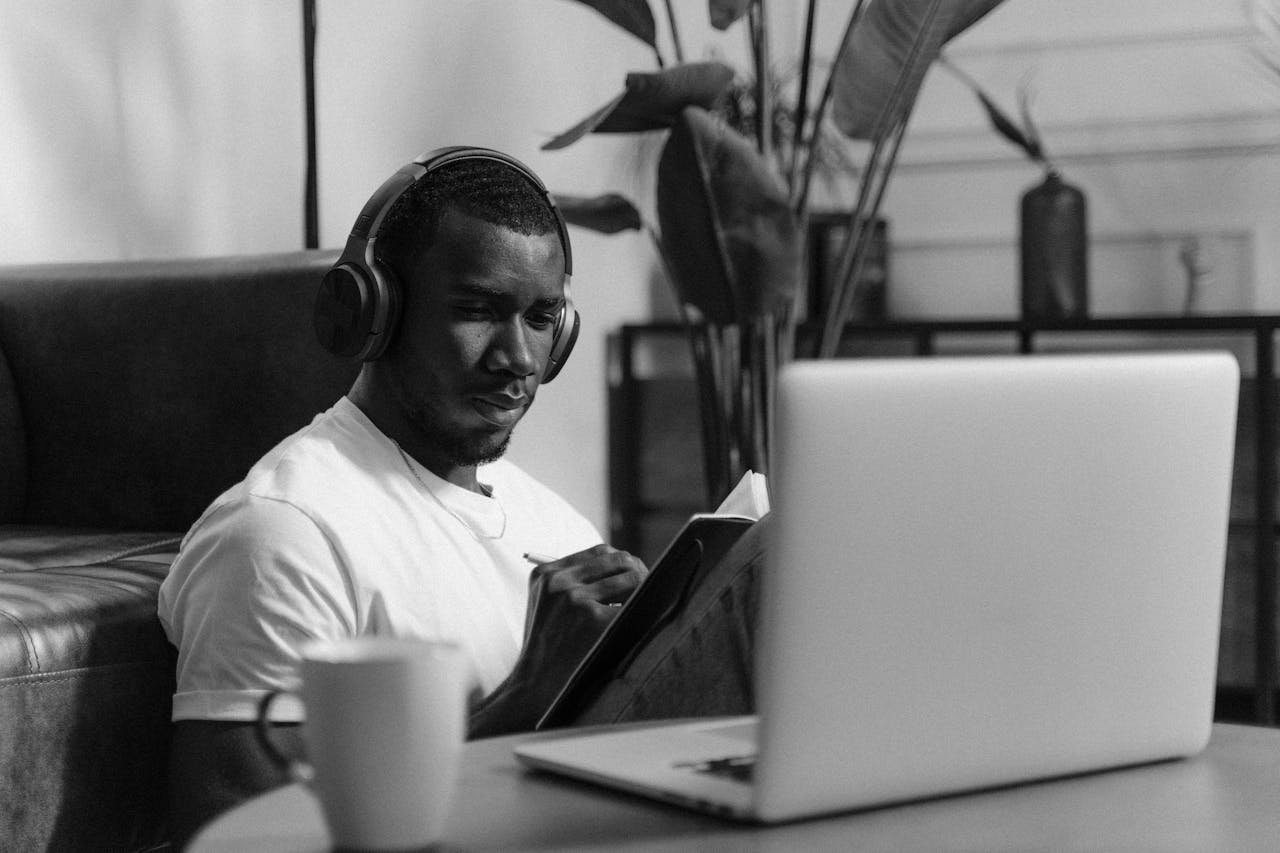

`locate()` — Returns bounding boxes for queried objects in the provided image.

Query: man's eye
[455,303,493,319]
[527,310,558,330]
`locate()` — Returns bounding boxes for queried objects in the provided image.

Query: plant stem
[937,54,979,92]
[788,0,819,194]
[662,0,684,64]
[687,318,728,507]
[768,306,793,477]
[748,1,772,162]
[723,323,742,499]
[818,0,944,358]
[792,0,869,215]
[753,315,772,476]
[821,85,925,351]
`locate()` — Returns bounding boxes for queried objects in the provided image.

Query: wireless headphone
[314,146,579,382]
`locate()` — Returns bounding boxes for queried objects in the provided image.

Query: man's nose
[487,317,538,378]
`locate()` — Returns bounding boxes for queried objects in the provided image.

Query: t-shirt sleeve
[158,495,357,722]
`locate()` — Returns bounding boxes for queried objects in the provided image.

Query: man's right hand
[468,544,647,737]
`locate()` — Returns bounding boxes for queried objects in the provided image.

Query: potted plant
[547,0,1009,504]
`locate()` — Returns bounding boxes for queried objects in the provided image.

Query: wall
[0,2,303,262]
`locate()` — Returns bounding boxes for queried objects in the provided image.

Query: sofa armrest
[1,527,180,852]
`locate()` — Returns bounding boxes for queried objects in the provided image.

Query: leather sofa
[0,250,358,851]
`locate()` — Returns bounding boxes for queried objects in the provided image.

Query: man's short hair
[377,158,561,280]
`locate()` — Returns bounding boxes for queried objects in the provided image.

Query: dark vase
[1020,169,1088,320]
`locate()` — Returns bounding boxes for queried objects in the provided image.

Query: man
[158,149,651,844]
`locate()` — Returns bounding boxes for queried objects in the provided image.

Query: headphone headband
[314,146,579,380]
[349,148,572,278]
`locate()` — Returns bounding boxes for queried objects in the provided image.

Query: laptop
[515,352,1239,822]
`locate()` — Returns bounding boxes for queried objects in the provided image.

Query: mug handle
[254,690,314,783]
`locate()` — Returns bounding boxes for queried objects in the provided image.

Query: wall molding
[892,228,1255,253]
[947,25,1258,60]
[897,110,1280,171]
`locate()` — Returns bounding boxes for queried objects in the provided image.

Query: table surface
[191,722,1280,852]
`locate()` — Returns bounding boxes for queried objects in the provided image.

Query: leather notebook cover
[536,513,756,730]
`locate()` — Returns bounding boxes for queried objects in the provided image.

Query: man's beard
[426,417,512,467]
[392,382,513,467]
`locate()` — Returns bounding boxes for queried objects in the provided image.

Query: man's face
[383,208,566,478]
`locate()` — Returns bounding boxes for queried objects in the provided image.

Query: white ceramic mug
[256,636,467,851]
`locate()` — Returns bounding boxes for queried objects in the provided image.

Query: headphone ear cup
[360,261,400,361]
[542,306,580,383]
[315,264,377,358]
[315,261,400,360]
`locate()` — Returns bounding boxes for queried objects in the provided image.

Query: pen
[523,551,624,606]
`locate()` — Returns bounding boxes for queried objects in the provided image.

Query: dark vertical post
[302,0,319,249]
[1255,325,1278,724]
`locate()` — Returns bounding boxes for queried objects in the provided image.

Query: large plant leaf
[542,92,627,151]
[542,62,736,150]
[657,106,801,323]
[831,0,1006,140]
[709,0,752,29]
[554,192,643,233]
[657,108,735,322]
[565,0,658,49]
[945,0,1003,39]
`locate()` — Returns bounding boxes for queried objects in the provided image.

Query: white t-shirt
[157,396,602,722]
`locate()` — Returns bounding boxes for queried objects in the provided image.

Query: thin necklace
[394,443,507,540]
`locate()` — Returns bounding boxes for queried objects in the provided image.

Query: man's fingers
[581,562,646,605]
[532,548,647,592]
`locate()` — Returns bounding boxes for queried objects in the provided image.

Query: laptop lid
[752,352,1238,821]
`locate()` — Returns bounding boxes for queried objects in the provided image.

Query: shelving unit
[608,316,1280,726]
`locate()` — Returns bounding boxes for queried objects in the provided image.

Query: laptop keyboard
[676,754,757,783]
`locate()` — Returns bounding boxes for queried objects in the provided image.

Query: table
[191,722,1280,852]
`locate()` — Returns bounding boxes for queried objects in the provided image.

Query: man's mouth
[472,393,529,428]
